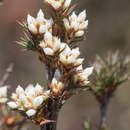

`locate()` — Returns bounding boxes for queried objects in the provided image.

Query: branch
[99,96,110,130]
[0,63,14,86]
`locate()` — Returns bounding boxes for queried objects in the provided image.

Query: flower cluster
[59,44,84,66]
[50,78,64,94]
[64,11,88,37]
[45,0,71,10]
[15,0,93,126]
[8,84,50,117]
[27,9,53,34]
[0,86,8,104]
[39,31,62,56]
[73,65,94,86]
[89,51,130,102]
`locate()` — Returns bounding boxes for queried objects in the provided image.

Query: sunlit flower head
[63,10,88,37]
[59,44,84,66]
[44,0,71,10]
[8,84,50,117]
[27,9,53,34]
[50,78,64,94]
[39,31,63,56]
[73,65,93,86]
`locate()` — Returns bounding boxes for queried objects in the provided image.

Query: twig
[0,63,14,86]
[99,96,110,130]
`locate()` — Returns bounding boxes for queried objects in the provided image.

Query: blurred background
[0,0,130,130]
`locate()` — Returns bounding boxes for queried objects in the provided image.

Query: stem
[46,65,55,90]
[41,66,60,130]
[40,100,60,130]
[99,97,110,130]
[0,63,14,86]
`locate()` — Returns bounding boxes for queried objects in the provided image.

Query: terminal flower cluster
[64,11,88,37]
[8,84,50,117]
[10,0,93,127]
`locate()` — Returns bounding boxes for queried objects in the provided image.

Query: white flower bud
[76,65,83,71]
[51,78,64,94]
[44,48,54,56]
[63,0,71,9]
[33,96,44,109]
[26,109,36,117]
[36,9,44,23]
[39,32,61,56]
[16,86,24,95]
[8,102,18,109]
[0,86,8,98]
[75,31,85,37]
[35,83,43,95]
[27,14,35,25]
[63,18,70,30]
[78,10,86,21]
[28,24,38,34]
[0,98,8,104]
[74,58,84,66]
[74,66,93,86]
[84,67,94,77]
[39,25,47,34]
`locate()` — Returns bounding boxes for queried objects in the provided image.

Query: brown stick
[0,63,14,86]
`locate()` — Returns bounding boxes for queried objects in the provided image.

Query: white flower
[63,10,88,37]
[0,86,8,103]
[74,65,94,86]
[16,85,24,95]
[8,84,50,117]
[33,96,44,109]
[59,45,84,66]
[45,0,71,10]
[35,83,44,95]
[39,31,62,56]
[50,78,64,94]
[63,0,71,9]
[7,102,18,109]
[26,109,37,117]
[27,9,53,34]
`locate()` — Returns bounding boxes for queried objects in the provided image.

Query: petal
[28,24,38,34]
[74,58,84,66]
[76,65,83,71]
[35,83,43,95]
[52,1,61,10]
[63,0,71,9]
[16,85,24,95]
[75,31,84,37]
[26,109,36,117]
[39,41,46,49]
[39,25,47,34]
[37,9,44,23]
[44,48,54,56]
[63,18,70,30]
[72,48,80,58]
[78,10,86,21]
[44,31,52,43]
[47,18,53,28]
[8,102,18,109]
[33,96,44,109]
[0,86,8,97]
[27,14,35,24]
[84,67,94,76]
